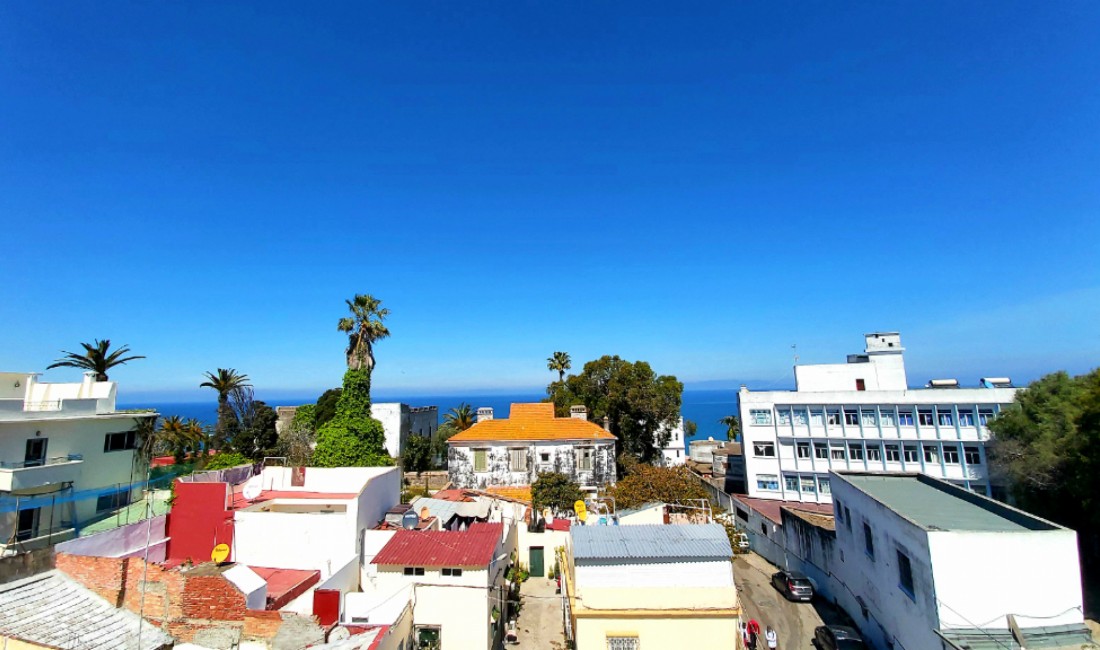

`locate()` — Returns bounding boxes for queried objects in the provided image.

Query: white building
[0,371,156,554]
[447,404,616,492]
[656,417,687,466]
[829,471,1094,650]
[370,403,438,459]
[737,332,1018,503]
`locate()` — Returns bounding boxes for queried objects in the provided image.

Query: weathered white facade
[0,371,155,555]
[829,472,1092,650]
[657,417,687,466]
[738,332,1018,502]
[370,403,438,459]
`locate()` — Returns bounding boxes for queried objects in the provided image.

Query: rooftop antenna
[792,344,799,365]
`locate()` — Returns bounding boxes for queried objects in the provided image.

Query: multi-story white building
[737,332,1018,503]
[0,371,155,554]
[370,403,438,458]
[656,417,687,466]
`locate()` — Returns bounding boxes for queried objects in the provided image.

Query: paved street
[512,577,566,650]
[735,552,848,649]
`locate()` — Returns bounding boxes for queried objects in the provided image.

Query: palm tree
[720,415,741,442]
[47,339,144,381]
[159,415,205,464]
[337,294,391,373]
[547,351,572,382]
[444,403,476,432]
[200,368,250,451]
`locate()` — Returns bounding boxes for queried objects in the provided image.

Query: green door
[530,546,545,577]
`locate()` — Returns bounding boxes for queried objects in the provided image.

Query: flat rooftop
[839,473,1059,533]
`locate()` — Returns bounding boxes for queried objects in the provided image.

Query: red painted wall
[166,481,234,564]
[313,589,340,626]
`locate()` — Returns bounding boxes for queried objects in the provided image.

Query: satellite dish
[401,510,419,530]
[419,506,430,520]
[242,477,262,501]
[211,543,230,563]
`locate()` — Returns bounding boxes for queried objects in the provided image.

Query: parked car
[771,569,814,601]
[813,625,867,650]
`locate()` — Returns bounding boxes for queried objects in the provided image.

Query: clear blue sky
[2,2,1098,401]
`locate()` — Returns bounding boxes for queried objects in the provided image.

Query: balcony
[0,455,83,493]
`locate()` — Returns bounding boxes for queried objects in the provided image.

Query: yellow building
[562,523,741,650]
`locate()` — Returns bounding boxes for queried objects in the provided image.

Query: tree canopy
[532,472,584,514]
[547,355,683,467]
[403,434,433,475]
[609,463,711,510]
[988,368,1100,565]
[47,339,144,381]
[312,369,392,467]
[200,368,251,450]
[547,351,571,382]
[337,294,390,373]
[720,415,740,442]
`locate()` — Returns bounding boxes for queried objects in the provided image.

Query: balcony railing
[0,455,83,470]
[0,456,84,492]
[23,400,62,412]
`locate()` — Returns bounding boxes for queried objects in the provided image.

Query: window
[898,550,915,598]
[777,409,792,425]
[753,442,776,457]
[509,448,527,472]
[800,476,816,494]
[15,508,39,542]
[958,409,975,427]
[903,445,919,463]
[898,409,915,426]
[884,444,900,462]
[750,409,773,425]
[826,409,841,426]
[979,408,995,426]
[844,409,860,426]
[918,409,935,426]
[880,410,896,427]
[814,443,828,459]
[103,431,137,453]
[818,477,831,495]
[607,637,639,650]
[540,452,550,463]
[785,475,800,492]
[848,443,865,461]
[577,447,594,471]
[96,489,131,513]
[943,445,960,464]
[793,409,808,426]
[809,410,823,426]
[24,439,47,467]
[923,445,939,463]
[756,474,779,491]
[830,446,846,461]
[403,567,425,576]
[474,449,488,473]
[861,410,877,427]
[835,499,845,523]
[866,445,881,462]
[442,568,463,577]
[844,506,852,531]
[863,523,875,559]
[964,446,981,465]
[937,408,954,426]
[796,442,810,459]
[736,508,749,522]
[855,378,866,391]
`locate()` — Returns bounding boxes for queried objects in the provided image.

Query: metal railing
[22,400,62,411]
[0,455,83,470]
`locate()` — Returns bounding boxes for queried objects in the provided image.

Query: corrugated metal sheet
[0,571,172,650]
[371,523,503,568]
[572,523,733,563]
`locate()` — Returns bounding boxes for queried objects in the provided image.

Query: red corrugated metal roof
[371,523,503,568]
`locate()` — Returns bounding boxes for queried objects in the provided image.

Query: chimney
[602,416,610,430]
[570,405,588,421]
[80,371,97,397]
[477,407,494,422]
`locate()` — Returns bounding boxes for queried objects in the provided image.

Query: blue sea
[119,389,740,451]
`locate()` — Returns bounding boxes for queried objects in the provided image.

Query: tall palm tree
[547,351,572,382]
[159,415,204,464]
[337,294,390,373]
[444,403,476,432]
[200,368,250,451]
[720,415,741,442]
[47,339,144,381]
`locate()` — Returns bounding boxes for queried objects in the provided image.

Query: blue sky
[2,2,1098,401]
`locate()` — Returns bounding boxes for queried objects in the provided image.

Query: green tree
[277,405,317,466]
[337,294,391,374]
[988,368,1100,565]
[547,355,683,468]
[431,421,459,469]
[609,464,711,510]
[158,415,204,465]
[403,434,433,475]
[227,386,279,461]
[720,415,740,442]
[443,403,476,432]
[206,451,251,470]
[684,419,698,439]
[547,351,572,383]
[532,472,584,514]
[314,388,341,428]
[47,339,144,381]
[200,368,251,451]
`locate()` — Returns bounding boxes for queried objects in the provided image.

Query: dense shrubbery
[312,369,392,467]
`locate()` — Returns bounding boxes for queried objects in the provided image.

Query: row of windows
[780,474,832,495]
[752,406,997,428]
[785,441,983,465]
[104,431,138,452]
[402,567,463,577]
[472,447,595,473]
[835,498,916,599]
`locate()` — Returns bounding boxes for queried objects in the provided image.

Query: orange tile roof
[484,486,533,503]
[447,403,616,443]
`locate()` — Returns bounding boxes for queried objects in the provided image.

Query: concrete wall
[415,583,494,650]
[448,441,615,489]
[575,611,739,650]
[371,403,438,458]
[234,508,354,576]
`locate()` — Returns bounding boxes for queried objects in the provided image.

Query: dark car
[771,569,814,601]
[813,625,867,650]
